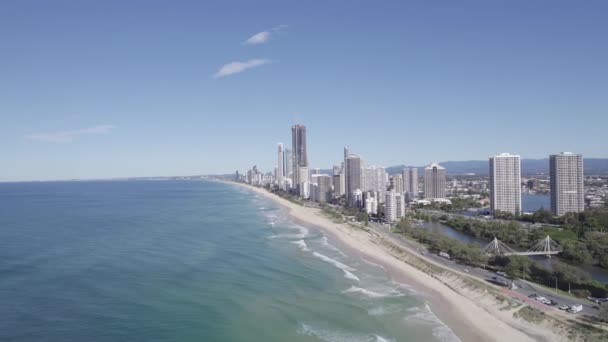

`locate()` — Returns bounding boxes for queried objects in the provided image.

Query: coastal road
[365,221,601,319]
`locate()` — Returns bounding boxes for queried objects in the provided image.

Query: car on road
[587,296,608,304]
[559,305,569,310]
[496,271,507,277]
[528,293,538,299]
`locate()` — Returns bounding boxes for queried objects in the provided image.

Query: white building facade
[489,153,522,215]
[550,152,584,215]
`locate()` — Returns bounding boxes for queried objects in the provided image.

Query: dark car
[528,293,537,298]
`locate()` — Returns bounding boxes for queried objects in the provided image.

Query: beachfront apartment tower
[403,167,419,199]
[277,143,284,189]
[364,166,387,203]
[550,152,584,215]
[390,174,404,194]
[284,148,293,181]
[385,191,405,222]
[311,174,333,203]
[424,163,446,199]
[489,153,522,216]
[291,124,308,195]
[346,154,364,207]
[343,147,349,197]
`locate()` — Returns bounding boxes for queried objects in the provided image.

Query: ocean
[0,180,459,341]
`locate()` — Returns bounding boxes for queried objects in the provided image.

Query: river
[522,193,551,212]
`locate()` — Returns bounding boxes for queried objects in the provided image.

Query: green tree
[505,256,532,279]
[396,218,412,234]
[561,241,593,265]
[599,254,608,269]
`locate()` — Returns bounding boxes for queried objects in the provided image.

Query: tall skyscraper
[390,174,404,193]
[424,163,446,199]
[284,148,293,181]
[384,190,405,222]
[298,166,310,198]
[277,143,284,188]
[403,167,419,199]
[291,125,308,194]
[346,154,364,206]
[489,153,522,215]
[550,152,584,215]
[364,166,387,201]
[311,174,333,203]
[343,147,349,197]
[333,174,343,197]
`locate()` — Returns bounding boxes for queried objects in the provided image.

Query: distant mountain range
[384,158,608,176]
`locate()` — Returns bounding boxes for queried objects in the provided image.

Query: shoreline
[224,181,565,342]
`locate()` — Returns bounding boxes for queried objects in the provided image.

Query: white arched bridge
[482,236,562,256]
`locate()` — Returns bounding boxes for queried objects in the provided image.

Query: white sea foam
[361,258,385,270]
[404,304,439,324]
[320,235,347,256]
[388,280,419,296]
[291,240,310,251]
[342,286,387,298]
[268,225,309,240]
[312,252,355,272]
[404,303,461,341]
[343,270,360,282]
[432,325,462,342]
[297,323,395,342]
[343,286,405,299]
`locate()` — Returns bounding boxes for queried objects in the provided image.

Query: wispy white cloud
[25,124,116,142]
[244,25,287,45]
[213,59,270,78]
[245,31,271,45]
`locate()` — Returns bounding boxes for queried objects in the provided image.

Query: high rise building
[277,143,284,188]
[332,164,341,176]
[333,174,343,197]
[352,189,364,208]
[298,166,310,198]
[291,124,308,195]
[284,148,293,182]
[550,152,584,215]
[384,190,405,222]
[390,174,404,193]
[395,193,405,219]
[343,147,349,196]
[311,174,333,203]
[365,196,378,215]
[403,167,419,199]
[489,153,522,215]
[346,154,364,206]
[424,163,446,199]
[364,166,387,202]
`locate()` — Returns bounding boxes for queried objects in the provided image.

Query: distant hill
[385,158,608,176]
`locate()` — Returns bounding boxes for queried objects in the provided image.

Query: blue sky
[1,0,607,181]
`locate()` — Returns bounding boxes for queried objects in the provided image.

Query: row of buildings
[241,124,586,220]
[489,152,584,216]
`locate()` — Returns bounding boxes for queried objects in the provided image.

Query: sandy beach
[227,181,567,342]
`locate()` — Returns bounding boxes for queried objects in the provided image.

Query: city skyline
[2,1,608,181]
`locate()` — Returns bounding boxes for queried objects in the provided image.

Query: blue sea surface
[0,180,458,341]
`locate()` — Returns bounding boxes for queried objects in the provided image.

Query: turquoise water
[0,180,459,341]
